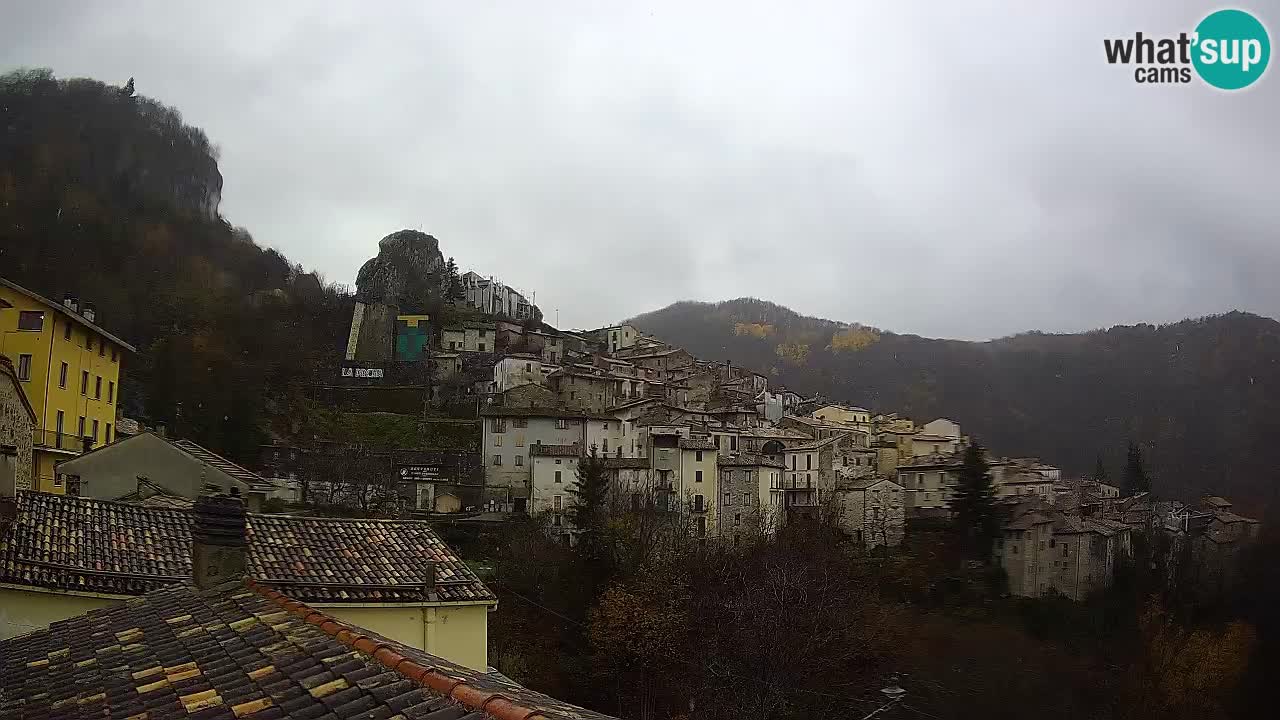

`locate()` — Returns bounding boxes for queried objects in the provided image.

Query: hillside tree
[952,441,998,559]
[569,446,614,591]
[1124,442,1152,496]
[1093,454,1109,484]
[446,258,463,299]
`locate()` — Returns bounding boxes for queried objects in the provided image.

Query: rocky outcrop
[347,230,451,362]
[0,70,224,221]
[355,230,449,312]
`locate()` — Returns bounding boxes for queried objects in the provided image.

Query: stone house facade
[717,454,785,541]
[1,354,37,492]
[995,503,1133,601]
[835,477,906,550]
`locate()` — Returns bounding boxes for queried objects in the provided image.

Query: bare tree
[296,445,401,515]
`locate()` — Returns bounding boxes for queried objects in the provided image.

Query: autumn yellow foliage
[589,566,690,678]
[1128,599,1256,718]
[830,326,880,353]
[733,322,775,338]
[775,342,810,366]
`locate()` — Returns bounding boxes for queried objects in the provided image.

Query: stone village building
[1,354,37,494]
[835,476,906,550]
[717,453,786,543]
[994,500,1133,601]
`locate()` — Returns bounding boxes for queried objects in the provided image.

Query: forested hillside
[630,298,1280,510]
[0,69,351,460]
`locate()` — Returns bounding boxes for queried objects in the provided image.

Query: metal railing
[32,429,88,451]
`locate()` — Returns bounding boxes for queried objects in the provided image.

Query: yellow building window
[16,354,32,380]
[58,362,68,388]
[17,311,44,331]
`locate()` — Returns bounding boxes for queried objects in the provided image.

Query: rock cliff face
[0,70,224,220]
[347,230,451,362]
[355,230,449,312]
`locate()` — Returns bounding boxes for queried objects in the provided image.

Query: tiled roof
[717,453,785,469]
[1212,510,1259,524]
[0,579,617,720]
[168,438,277,490]
[248,515,493,603]
[897,452,962,469]
[841,476,894,490]
[783,437,840,453]
[0,492,495,604]
[735,427,812,440]
[677,438,717,451]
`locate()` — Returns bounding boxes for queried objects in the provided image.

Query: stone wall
[0,370,35,491]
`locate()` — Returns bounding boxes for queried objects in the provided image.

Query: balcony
[33,429,88,453]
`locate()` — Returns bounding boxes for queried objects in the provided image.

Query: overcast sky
[2,1,1276,339]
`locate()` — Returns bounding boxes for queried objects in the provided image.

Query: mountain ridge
[631,296,1278,343]
[629,298,1280,513]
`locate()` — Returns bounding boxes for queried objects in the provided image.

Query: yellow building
[677,437,719,538]
[0,278,135,492]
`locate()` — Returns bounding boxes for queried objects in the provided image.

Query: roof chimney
[64,295,79,313]
[192,494,248,589]
[81,302,96,323]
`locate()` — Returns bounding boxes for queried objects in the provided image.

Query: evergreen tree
[445,257,464,302]
[952,442,998,559]
[1093,454,1109,483]
[568,446,614,590]
[1123,442,1151,496]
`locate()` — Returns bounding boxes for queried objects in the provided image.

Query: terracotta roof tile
[0,579,616,720]
[168,439,276,490]
[717,453,785,469]
[0,492,495,604]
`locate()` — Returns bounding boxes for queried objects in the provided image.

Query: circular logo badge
[1193,9,1271,90]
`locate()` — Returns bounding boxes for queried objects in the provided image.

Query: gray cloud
[2,0,1276,339]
